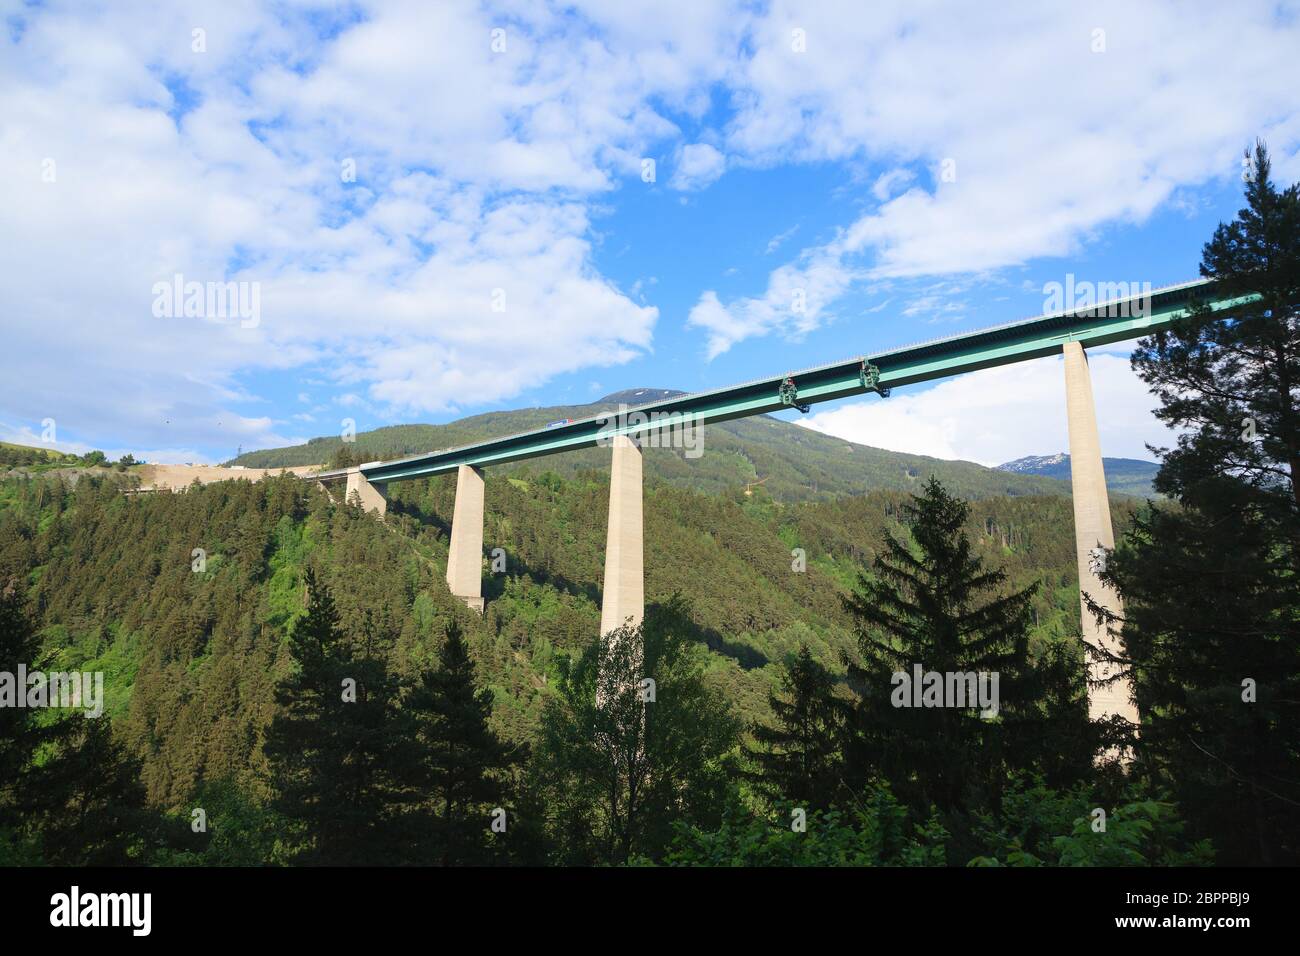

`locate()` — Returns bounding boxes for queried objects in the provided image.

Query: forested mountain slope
[0,466,1131,811]
[998,453,1160,498]
[227,390,1071,503]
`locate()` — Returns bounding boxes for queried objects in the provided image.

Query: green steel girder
[320,277,1256,486]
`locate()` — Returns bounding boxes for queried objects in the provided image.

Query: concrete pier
[446,464,486,613]
[345,467,388,516]
[599,435,644,637]
[1063,341,1139,728]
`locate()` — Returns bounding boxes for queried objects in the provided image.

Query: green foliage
[0,584,42,830]
[0,458,1126,865]
[666,775,1207,868]
[329,444,364,470]
[842,478,1095,850]
[0,441,79,472]
[533,598,741,864]
[1108,142,1300,864]
[406,620,518,865]
[968,776,1213,867]
[1,159,1284,869]
[151,780,296,866]
[657,787,949,867]
[2,586,180,865]
[263,568,412,865]
[747,644,851,811]
[1048,800,1214,867]
[0,378,1258,867]
[23,715,167,865]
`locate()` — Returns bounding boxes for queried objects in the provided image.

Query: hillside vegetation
[0,441,81,471]
[0,465,1115,810]
[4,145,1294,868]
[0,441,139,477]
[228,390,1073,503]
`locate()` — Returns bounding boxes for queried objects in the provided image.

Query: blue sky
[2,1,1298,466]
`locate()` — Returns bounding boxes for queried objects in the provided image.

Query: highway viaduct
[314,278,1259,728]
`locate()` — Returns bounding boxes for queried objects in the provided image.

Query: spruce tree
[1,581,179,864]
[406,620,515,865]
[264,567,409,865]
[26,716,159,865]
[842,478,1090,831]
[0,583,39,831]
[1107,141,1300,864]
[534,596,739,864]
[747,644,850,811]
[0,583,50,863]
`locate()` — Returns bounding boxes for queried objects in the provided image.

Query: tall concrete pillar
[1062,341,1139,728]
[600,435,644,637]
[345,468,387,515]
[446,465,486,613]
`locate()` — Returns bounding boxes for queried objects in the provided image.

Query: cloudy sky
[2,0,1298,465]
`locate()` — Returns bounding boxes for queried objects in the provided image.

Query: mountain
[997,453,1072,474]
[0,409,1142,862]
[0,462,1128,811]
[0,440,79,467]
[997,453,1160,498]
[229,389,1073,502]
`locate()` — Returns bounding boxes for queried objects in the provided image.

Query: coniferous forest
[1,146,1297,870]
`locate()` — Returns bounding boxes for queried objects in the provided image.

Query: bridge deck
[317,277,1254,484]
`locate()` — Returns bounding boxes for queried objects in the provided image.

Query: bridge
[315,277,1258,727]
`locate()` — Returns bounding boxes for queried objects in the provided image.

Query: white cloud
[764,224,799,254]
[799,351,1175,466]
[693,0,1300,355]
[687,231,868,358]
[670,142,726,191]
[870,168,914,202]
[2,0,749,454]
[4,0,1298,460]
